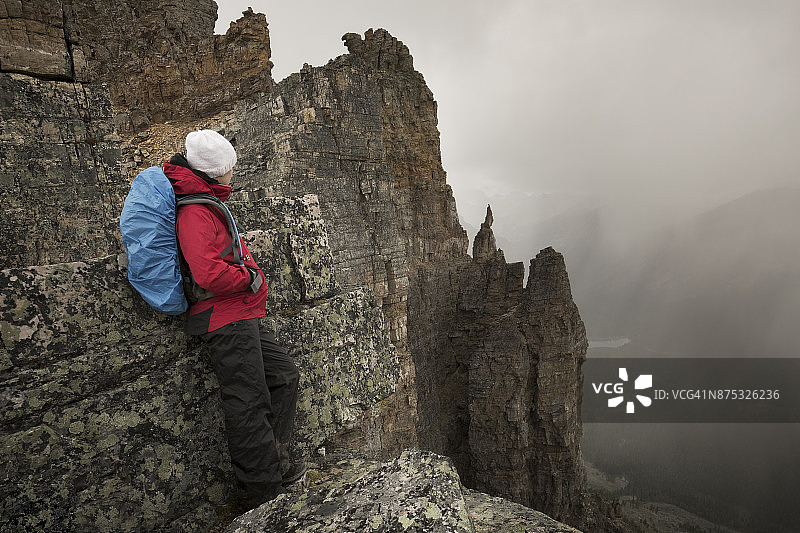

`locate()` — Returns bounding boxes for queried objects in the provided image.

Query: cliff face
[67,0,272,133]
[228,29,471,456]
[0,0,126,267]
[411,208,587,524]
[227,28,588,525]
[1,0,271,133]
[2,3,593,531]
[1,4,398,531]
[0,0,271,268]
[0,71,125,268]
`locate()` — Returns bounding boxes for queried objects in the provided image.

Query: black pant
[201,318,299,508]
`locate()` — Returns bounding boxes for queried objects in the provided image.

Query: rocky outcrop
[467,244,587,522]
[0,192,400,531]
[472,206,498,261]
[264,33,588,523]
[228,30,441,457]
[0,0,272,132]
[73,2,272,133]
[466,489,583,533]
[2,3,595,531]
[226,449,580,533]
[410,206,587,525]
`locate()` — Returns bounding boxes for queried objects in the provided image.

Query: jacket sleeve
[176,206,251,295]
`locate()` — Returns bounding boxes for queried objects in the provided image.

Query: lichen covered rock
[225,450,584,533]
[464,489,582,533]
[271,287,399,455]
[231,192,339,307]
[226,450,474,533]
[0,73,126,269]
[0,196,399,532]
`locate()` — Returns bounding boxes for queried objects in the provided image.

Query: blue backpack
[120,166,242,315]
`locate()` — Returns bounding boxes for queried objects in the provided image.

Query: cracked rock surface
[226,450,580,533]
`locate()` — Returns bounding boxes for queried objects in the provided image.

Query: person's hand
[246,268,263,293]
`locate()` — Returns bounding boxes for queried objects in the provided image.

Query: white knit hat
[185,129,237,178]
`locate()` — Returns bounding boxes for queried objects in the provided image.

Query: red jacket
[164,162,267,333]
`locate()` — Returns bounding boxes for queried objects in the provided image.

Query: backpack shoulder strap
[176,194,243,266]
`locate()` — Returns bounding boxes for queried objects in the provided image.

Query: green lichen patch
[231,194,339,306]
[1,338,194,431]
[270,287,399,455]
[0,344,232,532]
[225,450,474,533]
[463,488,582,533]
[0,256,183,370]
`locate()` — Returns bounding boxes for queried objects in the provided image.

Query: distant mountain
[578,188,800,533]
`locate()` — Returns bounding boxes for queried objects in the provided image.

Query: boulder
[226,449,582,533]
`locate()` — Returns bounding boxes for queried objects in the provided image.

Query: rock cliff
[411,207,587,524]
[1,3,396,530]
[231,28,588,527]
[306,29,586,523]
[1,0,271,268]
[0,0,271,132]
[1,2,601,531]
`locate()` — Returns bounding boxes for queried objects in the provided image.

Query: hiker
[163,129,303,509]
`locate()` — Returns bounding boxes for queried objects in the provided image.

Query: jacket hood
[164,154,232,202]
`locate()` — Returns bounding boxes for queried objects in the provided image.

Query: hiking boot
[245,484,285,511]
[281,461,309,488]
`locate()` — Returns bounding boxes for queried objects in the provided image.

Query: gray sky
[215,1,800,228]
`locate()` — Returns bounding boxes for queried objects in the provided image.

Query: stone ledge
[226,449,473,533]
[225,449,582,533]
[465,489,583,533]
